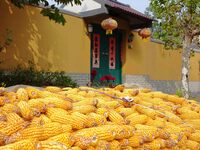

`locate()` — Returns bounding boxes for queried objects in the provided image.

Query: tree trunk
[181,35,192,99]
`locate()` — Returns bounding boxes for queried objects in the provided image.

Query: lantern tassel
[106,30,113,35]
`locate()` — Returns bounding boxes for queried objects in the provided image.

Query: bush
[175,88,183,97]
[0,66,78,88]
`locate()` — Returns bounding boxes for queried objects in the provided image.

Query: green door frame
[90,24,122,85]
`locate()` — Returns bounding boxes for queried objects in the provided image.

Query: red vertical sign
[92,34,100,68]
[109,37,116,69]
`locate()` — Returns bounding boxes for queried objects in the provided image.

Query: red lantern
[101,18,118,35]
[138,28,151,39]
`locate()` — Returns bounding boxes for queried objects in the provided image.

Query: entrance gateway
[91,24,122,85]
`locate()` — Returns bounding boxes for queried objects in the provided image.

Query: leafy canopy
[149,0,200,49]
[11,0,82,25]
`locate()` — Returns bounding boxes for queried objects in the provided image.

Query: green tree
[149,0,200,98]
[11,0,82,25]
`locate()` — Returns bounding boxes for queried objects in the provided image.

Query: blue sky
[118,0,150,13]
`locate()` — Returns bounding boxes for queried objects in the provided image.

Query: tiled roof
[104,0,153,21]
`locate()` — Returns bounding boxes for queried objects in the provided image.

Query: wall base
[66,73,90,86]
[123,75,200,96]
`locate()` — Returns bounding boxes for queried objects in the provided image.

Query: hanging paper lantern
[101,18,118,35]
[138,28,152,39]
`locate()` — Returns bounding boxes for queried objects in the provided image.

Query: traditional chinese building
[0,0,200,95]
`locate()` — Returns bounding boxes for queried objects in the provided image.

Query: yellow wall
[0,0,199,81]
[122,32,200,81]
[0,0,90,73]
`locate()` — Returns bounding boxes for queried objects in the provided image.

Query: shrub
[175,88,183,97]
[0,66,78,88]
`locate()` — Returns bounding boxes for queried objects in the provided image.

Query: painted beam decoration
[101,18,118,35]
[92,34,100,68]
[109,37,116,69]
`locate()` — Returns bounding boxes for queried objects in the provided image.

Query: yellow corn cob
[151,91,168,99]
[42,122,66,140]
[158,129,170,140]
[128,114,148,126]
[164,122,182,134]
[62,124,73,133]
[114,84,125,92]
[87,146,96,150]
[96,108,109,118]
[78,91,88,97]
[163,138,177,148]
[135,124,160,142]
[73,99,98,107]
[28,98,46,113]
[178,135,187,148]
[41,97,72,110]
[69,147,82,150]
[114,125,135,140]
[93,127,116,141]
[139,88,152,93]
[10,122,64,142]
[99,101,120,109]
[0,133,5,146]
[88,113,107,125]
[16,88,29,101]
[40,114,52,124]
[0,121,7,130]
[163,110,183,124]
[17,101,33,120]
[116,108,136,117]
[72,105,96,114]
[96,140,110,150]
[73,135,98,149]
[108,109,125,125]
[1,103,19,114]
[128,135,143,147]
[185,119,200,130]
[146,117,166,128]
[30,116,44,126]
[66,94,86,102]
[45,86,62,93]
[123,146,134,150]
[142,138,166,150]
[0,97,5,106]
[47,109,84,129]
[119,139,129,149]
[0,119,28,136]
[30,115,52,126]
[0,87,5,95]
[186,140,200,150]
[134,97,153,107]
[36,141,69,150]
[4,92,17,103]
[71,112,96,128]
[166,95,185,104]
[38,91,66,100]
[74,126,116,142]
[6,112,23,123]
[106,121,116,125]
[135,105,159,119]
[180,111,200,120]
[189,130,200,142]
[0,139,37,150]
[47,107,69,117]
[125,112,139,120]
[7,125,43,143]
[26,87,40,99]
[47,133,75,147]
[110,140,120,150]
[178,123,195,137]
[86,91,96,97]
